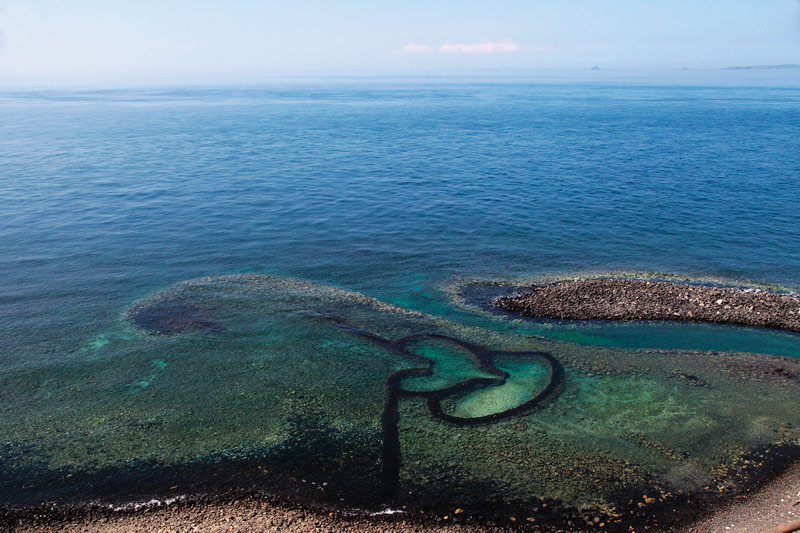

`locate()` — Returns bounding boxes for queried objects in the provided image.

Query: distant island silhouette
[724,64,800,70]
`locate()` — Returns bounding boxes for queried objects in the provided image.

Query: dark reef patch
[126,301,224,334]
[495,278,800,332]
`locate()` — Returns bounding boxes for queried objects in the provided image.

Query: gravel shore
[495,279,800,332]
[8,459,800,533]
[8,499,507,533]
[688,458,800,533]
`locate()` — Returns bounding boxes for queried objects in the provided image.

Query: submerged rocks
[495,279,800,332]
[126,301,225,335]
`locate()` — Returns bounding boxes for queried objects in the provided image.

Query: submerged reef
[495,278,800,332]
[126,300,225,334]
[3,274,800,531]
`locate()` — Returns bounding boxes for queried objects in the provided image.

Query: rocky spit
[494,279,800,332]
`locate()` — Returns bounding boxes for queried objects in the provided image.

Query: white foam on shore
[106,495,186,512]
[369,507,406,516]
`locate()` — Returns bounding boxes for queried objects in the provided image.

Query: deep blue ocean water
[2,71,799,369]
[2,71,800,519]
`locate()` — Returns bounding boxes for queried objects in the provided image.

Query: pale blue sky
[1,0,799,83]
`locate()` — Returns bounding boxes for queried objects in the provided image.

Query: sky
[0,0,799,84]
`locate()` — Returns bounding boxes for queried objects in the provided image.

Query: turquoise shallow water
[1,72,800,527]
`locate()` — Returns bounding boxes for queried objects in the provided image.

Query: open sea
[2,70,800,527]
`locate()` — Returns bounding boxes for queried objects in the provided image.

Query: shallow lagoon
[2,274,799,529]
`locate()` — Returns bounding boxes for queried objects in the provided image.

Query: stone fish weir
[127,282,565,501]
[5,274,800,532]
[327,319,563,498]
[122,275,567,502]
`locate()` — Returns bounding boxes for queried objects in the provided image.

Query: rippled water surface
[1,72,800,527]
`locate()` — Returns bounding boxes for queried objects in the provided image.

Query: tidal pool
[1,274,799,530]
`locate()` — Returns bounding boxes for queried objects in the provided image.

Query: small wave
[106,495,187,512]
[369,507,406,516]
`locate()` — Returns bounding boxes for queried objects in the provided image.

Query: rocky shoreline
[7,463,800,533]
[494,279,800,332]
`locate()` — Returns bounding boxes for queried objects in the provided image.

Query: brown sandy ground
[495,279,800,332]
[8,460,800,533]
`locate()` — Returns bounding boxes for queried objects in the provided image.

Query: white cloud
[439,39,520,54]
[403,43,432,54]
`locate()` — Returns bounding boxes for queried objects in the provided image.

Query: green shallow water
[1,274,800,529]
[399,338,497,393]
[442,356,552,419]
